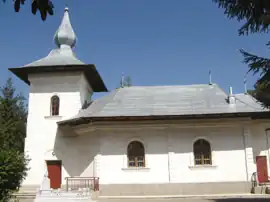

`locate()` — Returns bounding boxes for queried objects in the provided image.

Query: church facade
[9,8,270,196]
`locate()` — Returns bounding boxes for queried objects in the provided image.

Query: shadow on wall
[252,127,269,165]
[53,126,268,158]
[211,198,270,202]
[52,125,268,177]
[97,127,262,156]
[99,130,170,156]
[53,127,99,177]
[29,72,83,94]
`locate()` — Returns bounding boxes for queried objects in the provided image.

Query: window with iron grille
[193,139,212,165]
[51,95,60,116]
[127,141,145,168]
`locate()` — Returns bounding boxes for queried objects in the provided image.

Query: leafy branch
[3,0,54,21]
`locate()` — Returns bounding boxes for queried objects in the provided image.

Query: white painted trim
[121,167,150,171]
[242,128,249,182]
[73,119,253,134]
[242,126,254,181]
[188,165,217,169]
[167,133,174,183]
[44,116,63,120]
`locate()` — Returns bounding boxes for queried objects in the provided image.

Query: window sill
[188,165,217,169]
[44,116,63,120]
[122,167,150,171]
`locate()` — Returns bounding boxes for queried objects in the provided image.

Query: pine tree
[214,0,270,108]
[120,75,132,88]
[124,76,132,87]
[0,78,29,201]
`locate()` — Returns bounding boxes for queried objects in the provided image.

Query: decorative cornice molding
[71,118,253,135]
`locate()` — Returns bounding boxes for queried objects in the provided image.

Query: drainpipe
[93,157,96,177]
[242,128,249,181]
[167,134,171,183]
[167,153,171,183]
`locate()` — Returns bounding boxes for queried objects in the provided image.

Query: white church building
[9,7,270,196]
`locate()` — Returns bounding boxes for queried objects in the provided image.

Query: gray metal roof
[24,7,81,67]
[59,84,268,124]
[24,48,84,67]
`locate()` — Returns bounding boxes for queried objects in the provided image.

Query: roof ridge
[214,84,229,97]
[124,83,217,88]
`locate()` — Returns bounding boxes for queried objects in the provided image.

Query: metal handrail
[251,172,257,187]
[65,177,99,192]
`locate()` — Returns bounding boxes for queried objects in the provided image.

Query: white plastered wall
[23,71,92,186]
[97,123,270,185]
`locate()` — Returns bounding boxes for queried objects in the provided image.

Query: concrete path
[98,196,270,202]
[15,195,270,202]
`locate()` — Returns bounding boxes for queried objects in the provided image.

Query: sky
[0,0,269,100]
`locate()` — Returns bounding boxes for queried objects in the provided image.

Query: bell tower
[9,7,107,187]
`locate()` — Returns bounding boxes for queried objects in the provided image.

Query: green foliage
[213,0,270,35]
[247,82,270,109]
[247,89,256,97]
[0,78,29,201]
[123,76,132,87]
[3,0,54,21]
[0,150,29,202]
[240,48,270,109]
[120,75,132,88]
[214,0,270,109]
[0,78,27,152]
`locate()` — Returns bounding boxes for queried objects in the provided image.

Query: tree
[247,89,256,97]
[3,0,54,21]
[120,75,132,88]
[0,78,29,201]
[213,0,270,108]
[0,150,29,201]
[123,76,132,87]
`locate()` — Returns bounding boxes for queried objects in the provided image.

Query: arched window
[51,95,60,116]
[193,139,212,165]
[127,141,145,167]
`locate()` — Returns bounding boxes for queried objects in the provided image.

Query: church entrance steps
[252,184,270,194]
[10,198,34,202]
[34,191,94,202]
[12,190,98,202]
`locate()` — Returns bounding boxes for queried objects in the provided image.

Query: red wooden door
[46,160,62,189]
[256,156,269,183]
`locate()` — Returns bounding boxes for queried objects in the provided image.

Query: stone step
[36,193,92,198]
[13,191,94,201]
[10,198,34,202]
[252,186,270,194]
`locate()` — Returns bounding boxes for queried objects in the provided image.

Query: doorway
[46,160,62,189]
[256,156,269,183]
